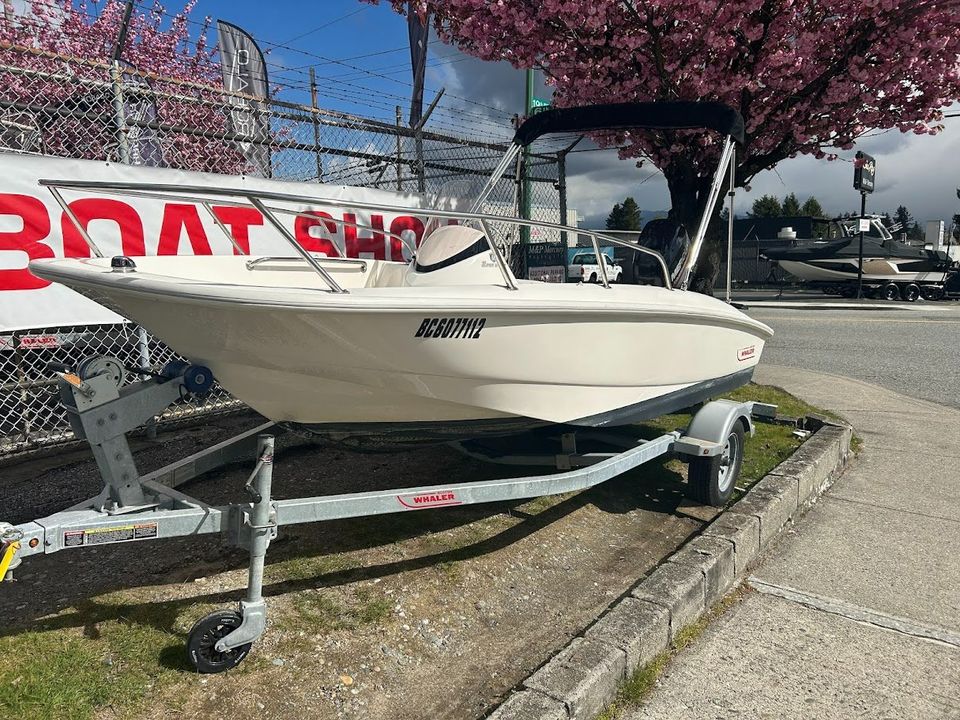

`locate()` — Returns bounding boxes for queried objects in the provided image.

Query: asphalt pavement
[741,297,960,410]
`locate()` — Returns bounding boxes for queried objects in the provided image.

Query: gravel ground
[0,413,700,719]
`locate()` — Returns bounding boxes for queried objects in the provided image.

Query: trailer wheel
[921,286,944,301]
[187,610,252,674]
[686,422,745,507]
[902,283,920,302]
[881,283,900,301]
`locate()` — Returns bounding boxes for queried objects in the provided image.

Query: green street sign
[530,96,551,114]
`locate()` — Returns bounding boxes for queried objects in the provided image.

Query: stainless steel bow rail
[38,179,676,292]
[0,358,773,673]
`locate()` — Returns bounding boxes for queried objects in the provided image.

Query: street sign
[853,151,876,194]
[858,218,870,233]
[530,96,551,114]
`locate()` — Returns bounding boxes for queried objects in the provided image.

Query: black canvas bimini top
[513,101,746,146]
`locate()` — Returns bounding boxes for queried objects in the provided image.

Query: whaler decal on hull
[737,345,756,362]
[415,317,486,339]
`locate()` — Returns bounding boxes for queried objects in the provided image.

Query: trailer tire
[902,283,920,302]
[686,422,744,507]
[187,610,252,673]
[881,283,900,301]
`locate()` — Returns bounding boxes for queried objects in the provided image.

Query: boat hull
[30,257,772,447]
[778,258,949,285]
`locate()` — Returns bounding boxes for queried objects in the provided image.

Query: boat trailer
[0,359,774,673]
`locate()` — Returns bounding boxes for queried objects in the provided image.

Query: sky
[66,0,960,230]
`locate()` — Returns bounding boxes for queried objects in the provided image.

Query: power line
[128,0,516,121]
[280,45,410,73]
[279,6,367,45]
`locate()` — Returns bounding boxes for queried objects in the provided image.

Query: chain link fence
[0,42,565,457]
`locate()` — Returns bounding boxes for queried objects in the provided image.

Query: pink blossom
[366,0,960,189]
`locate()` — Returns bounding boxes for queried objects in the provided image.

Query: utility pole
[520,68,534,244]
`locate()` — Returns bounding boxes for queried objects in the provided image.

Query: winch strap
[0,541,20,580]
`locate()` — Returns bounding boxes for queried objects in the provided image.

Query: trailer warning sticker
[63,522,158,548]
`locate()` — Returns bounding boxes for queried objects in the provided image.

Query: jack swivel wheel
[186,610,252,673]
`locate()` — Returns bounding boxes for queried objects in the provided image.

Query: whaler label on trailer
[0,153,437,333]
[396,491,462,509]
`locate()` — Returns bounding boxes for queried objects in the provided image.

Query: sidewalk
[627,365,960,720]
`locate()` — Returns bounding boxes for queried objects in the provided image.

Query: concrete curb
[486,422,853,720]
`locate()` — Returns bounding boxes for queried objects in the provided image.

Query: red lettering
[61,198,144,258]
[157,204,212,255]
[294,211,339,256]
[0,193,53,290]
[388,216,424,261]
[212,206,263,255]
[344,213,386,259]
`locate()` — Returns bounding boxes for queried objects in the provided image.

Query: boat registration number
[415,317,486,339]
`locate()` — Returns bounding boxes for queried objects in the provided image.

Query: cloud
[432,44,960,228]
[742,116,960,223]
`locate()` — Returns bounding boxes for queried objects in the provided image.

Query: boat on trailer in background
[762,215,958,301]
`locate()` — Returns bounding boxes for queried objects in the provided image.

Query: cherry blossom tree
[371,0,960,289]
[0,0,245,173]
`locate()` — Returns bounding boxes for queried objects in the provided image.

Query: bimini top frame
[473,100,745,290]
[39,178,675,292]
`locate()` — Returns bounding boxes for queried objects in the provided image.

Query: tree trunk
[665,160,724,295]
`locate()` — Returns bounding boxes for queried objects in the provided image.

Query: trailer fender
[674,399,758,458]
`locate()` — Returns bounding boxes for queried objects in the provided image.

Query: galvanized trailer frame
[0,362,770,672]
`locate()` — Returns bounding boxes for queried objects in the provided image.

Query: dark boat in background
[761,216,957,300]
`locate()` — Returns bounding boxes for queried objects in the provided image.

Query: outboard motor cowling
[632,219,690,286]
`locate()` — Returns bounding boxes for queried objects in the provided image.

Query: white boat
[29,101,772,448]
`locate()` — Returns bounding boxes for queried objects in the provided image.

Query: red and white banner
[0,153,436,332]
